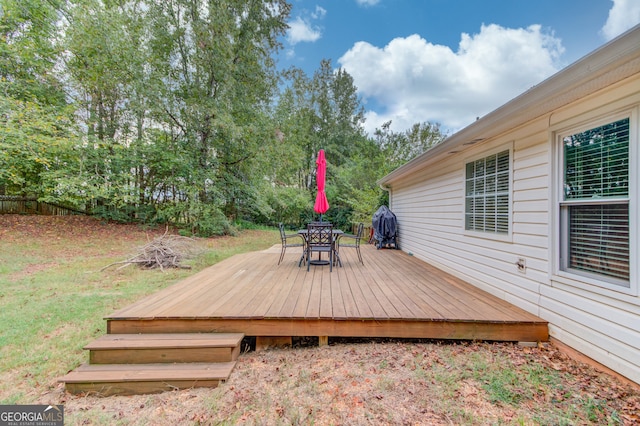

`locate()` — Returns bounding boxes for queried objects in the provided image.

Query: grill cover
[372,206,398,249]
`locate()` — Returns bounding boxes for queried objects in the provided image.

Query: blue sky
[276,0,640,135]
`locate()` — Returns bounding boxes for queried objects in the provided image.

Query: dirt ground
[2,215,640,425]
[40,340,640,425]
[0,214,168,245]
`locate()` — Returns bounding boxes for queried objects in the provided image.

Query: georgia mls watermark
[0,405,63,426]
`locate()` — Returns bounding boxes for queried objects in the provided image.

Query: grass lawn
[1,215,638,425]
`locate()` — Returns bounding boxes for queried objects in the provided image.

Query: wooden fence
[0,196,87,216]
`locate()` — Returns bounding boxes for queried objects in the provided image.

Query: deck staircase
[59,333,244,396]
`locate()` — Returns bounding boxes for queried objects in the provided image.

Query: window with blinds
[560,118,630,285]
[465,150,510,234]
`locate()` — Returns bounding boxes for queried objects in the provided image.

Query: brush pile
[102,231,201,271]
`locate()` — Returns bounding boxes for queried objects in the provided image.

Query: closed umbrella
[313,149,329,220]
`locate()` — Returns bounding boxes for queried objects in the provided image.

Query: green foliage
[154,199,235,237]
[0,0,74,195]
[264,185,310,228]
[0,0,65,105]
[0,96,78,195]
[374,120,447,170]
[332,138,388,227]
[0,0,446,234]
[270,61,390,229]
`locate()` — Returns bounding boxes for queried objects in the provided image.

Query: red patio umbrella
[313,149,329,220]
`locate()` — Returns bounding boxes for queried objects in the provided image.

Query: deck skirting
[107,318,548,342]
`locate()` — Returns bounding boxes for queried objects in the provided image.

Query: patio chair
[306,222,335,271]
[278,223,305,266]
[337,222,365,265]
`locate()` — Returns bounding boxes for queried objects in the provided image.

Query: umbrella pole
[318,214,322,260]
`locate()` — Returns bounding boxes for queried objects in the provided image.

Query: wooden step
[85,333,244,364]
[60,362,236,396]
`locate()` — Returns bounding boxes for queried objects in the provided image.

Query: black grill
[372,206,399,249]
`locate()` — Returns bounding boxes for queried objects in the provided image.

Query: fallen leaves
[5,215,639,424]
[33,339,640,425]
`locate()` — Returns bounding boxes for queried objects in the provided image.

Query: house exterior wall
[388,73,640,384]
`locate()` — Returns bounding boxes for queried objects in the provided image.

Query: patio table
[298,228,343,266]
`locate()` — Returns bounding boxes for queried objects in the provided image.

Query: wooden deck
[106,244,548,343]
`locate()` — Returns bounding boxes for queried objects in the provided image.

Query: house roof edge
[378,24,640,187]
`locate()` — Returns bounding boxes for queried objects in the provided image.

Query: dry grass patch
[1,215,639,425]
[40,340,640,425]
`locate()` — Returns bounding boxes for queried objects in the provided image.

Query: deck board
[365,252,433,318]
[107,244,548,342]
[330,265,348,319]
[261,261,301,318]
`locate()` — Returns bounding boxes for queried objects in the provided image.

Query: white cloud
[601,0,640,41]
[355,0,381,6]
[312,5,327,19]
[287,16,322,44]
[338,24,564,134]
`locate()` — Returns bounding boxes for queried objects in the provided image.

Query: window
[465,149,510,234]
[559,117,630,286]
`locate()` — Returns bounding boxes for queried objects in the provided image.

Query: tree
[374,120,447,170]
[270,62,370,228]
[333,137,387,228]
[0,0,65,105]
[0,0,75,196]
[136,0,290,233]
[308,60,366,170]
[34,0,290,233]
[1,0,444,236]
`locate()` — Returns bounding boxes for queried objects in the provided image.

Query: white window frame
[463,145,513,241]
[552,108,638,296]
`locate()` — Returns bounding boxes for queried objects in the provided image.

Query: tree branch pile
[102,233,201,271]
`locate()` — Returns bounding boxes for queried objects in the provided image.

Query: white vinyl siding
[559,117,631,286]
[391,137,542,309]
[465,150,510,234]
[385,61,640,384]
